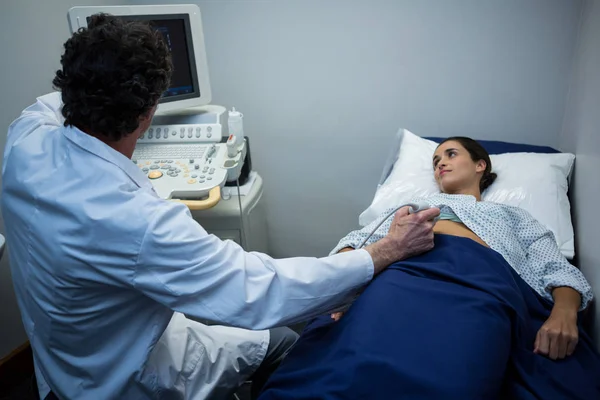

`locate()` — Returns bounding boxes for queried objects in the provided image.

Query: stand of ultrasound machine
[67,4,267,251]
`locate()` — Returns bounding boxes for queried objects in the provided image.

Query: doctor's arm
[19,92,64,122]
[5,93,64,161]
[10,92,64,132]
[133,202,436,330]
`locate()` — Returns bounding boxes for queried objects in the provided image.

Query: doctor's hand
[365,206,439,275]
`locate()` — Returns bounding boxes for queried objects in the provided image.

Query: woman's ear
[476,160,486,173]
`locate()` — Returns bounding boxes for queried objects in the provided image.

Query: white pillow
[359,129,576,258]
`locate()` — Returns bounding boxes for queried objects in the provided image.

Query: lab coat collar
[62,125,154,192]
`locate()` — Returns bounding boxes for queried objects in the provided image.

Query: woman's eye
[449,151,456,157]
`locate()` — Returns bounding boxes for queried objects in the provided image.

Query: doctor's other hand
[534,308,579,360]
[365,206,439,275]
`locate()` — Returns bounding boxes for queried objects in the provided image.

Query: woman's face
[432,141,486,194]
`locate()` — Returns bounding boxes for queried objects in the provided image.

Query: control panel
[133,123,245,202]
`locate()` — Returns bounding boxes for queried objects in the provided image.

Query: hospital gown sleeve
[133,200,374,330]
[513,208,593,310]
[329,207,396,255]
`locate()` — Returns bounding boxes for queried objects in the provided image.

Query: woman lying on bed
[258,137,600,400]
[334,137,592,358]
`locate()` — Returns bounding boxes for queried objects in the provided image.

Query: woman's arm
[509,206,593,310]
[526,236,592,310]
[328,207,399,255]
[509,207,591,359]
[534,287,580,360]
[552,286,581,313]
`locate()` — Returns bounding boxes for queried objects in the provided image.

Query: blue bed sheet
[259,235,600,400]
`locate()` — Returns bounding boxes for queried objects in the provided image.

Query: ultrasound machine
[67,4,250,210]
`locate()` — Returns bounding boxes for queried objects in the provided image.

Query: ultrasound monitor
[67,4,212,113]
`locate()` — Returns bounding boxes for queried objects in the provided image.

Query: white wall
[560,0,600,348]
[130,0,583,257]
[0,0,124,359]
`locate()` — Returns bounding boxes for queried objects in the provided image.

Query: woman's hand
[534,286,581,360]
[534,308,578,360]
[331,312,344,321]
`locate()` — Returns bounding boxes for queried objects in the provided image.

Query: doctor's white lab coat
[1,93,374,399]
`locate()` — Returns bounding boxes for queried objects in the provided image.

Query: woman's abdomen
[433,220,488,247]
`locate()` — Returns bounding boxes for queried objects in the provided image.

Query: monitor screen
[88,14,200,104]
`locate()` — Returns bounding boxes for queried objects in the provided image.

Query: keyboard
[133,144,208,160]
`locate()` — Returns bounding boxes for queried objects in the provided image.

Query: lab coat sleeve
[4,92,64,173]
[133,201,375,330]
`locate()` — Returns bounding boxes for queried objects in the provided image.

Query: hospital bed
[257,130,600,399]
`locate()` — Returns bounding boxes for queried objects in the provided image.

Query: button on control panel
[139,123,221,144]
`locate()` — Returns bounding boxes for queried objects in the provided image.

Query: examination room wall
[560,0,600,348]
[131,0,583,258]
[0,0,125,360]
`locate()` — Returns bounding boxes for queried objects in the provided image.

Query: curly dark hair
[53,13,173,141]
[438,136,498,192]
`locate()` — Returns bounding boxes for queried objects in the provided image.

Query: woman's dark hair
[438,136,498,192]
[53,13,173,141]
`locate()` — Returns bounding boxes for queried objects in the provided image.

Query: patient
[258,137,600,400]
[333,137,592,360]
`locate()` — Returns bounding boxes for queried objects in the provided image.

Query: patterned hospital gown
[331,193,593,310]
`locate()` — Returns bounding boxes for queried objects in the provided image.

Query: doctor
[1,14,439,400]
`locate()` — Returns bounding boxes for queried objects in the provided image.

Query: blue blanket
[259,235,600,399]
